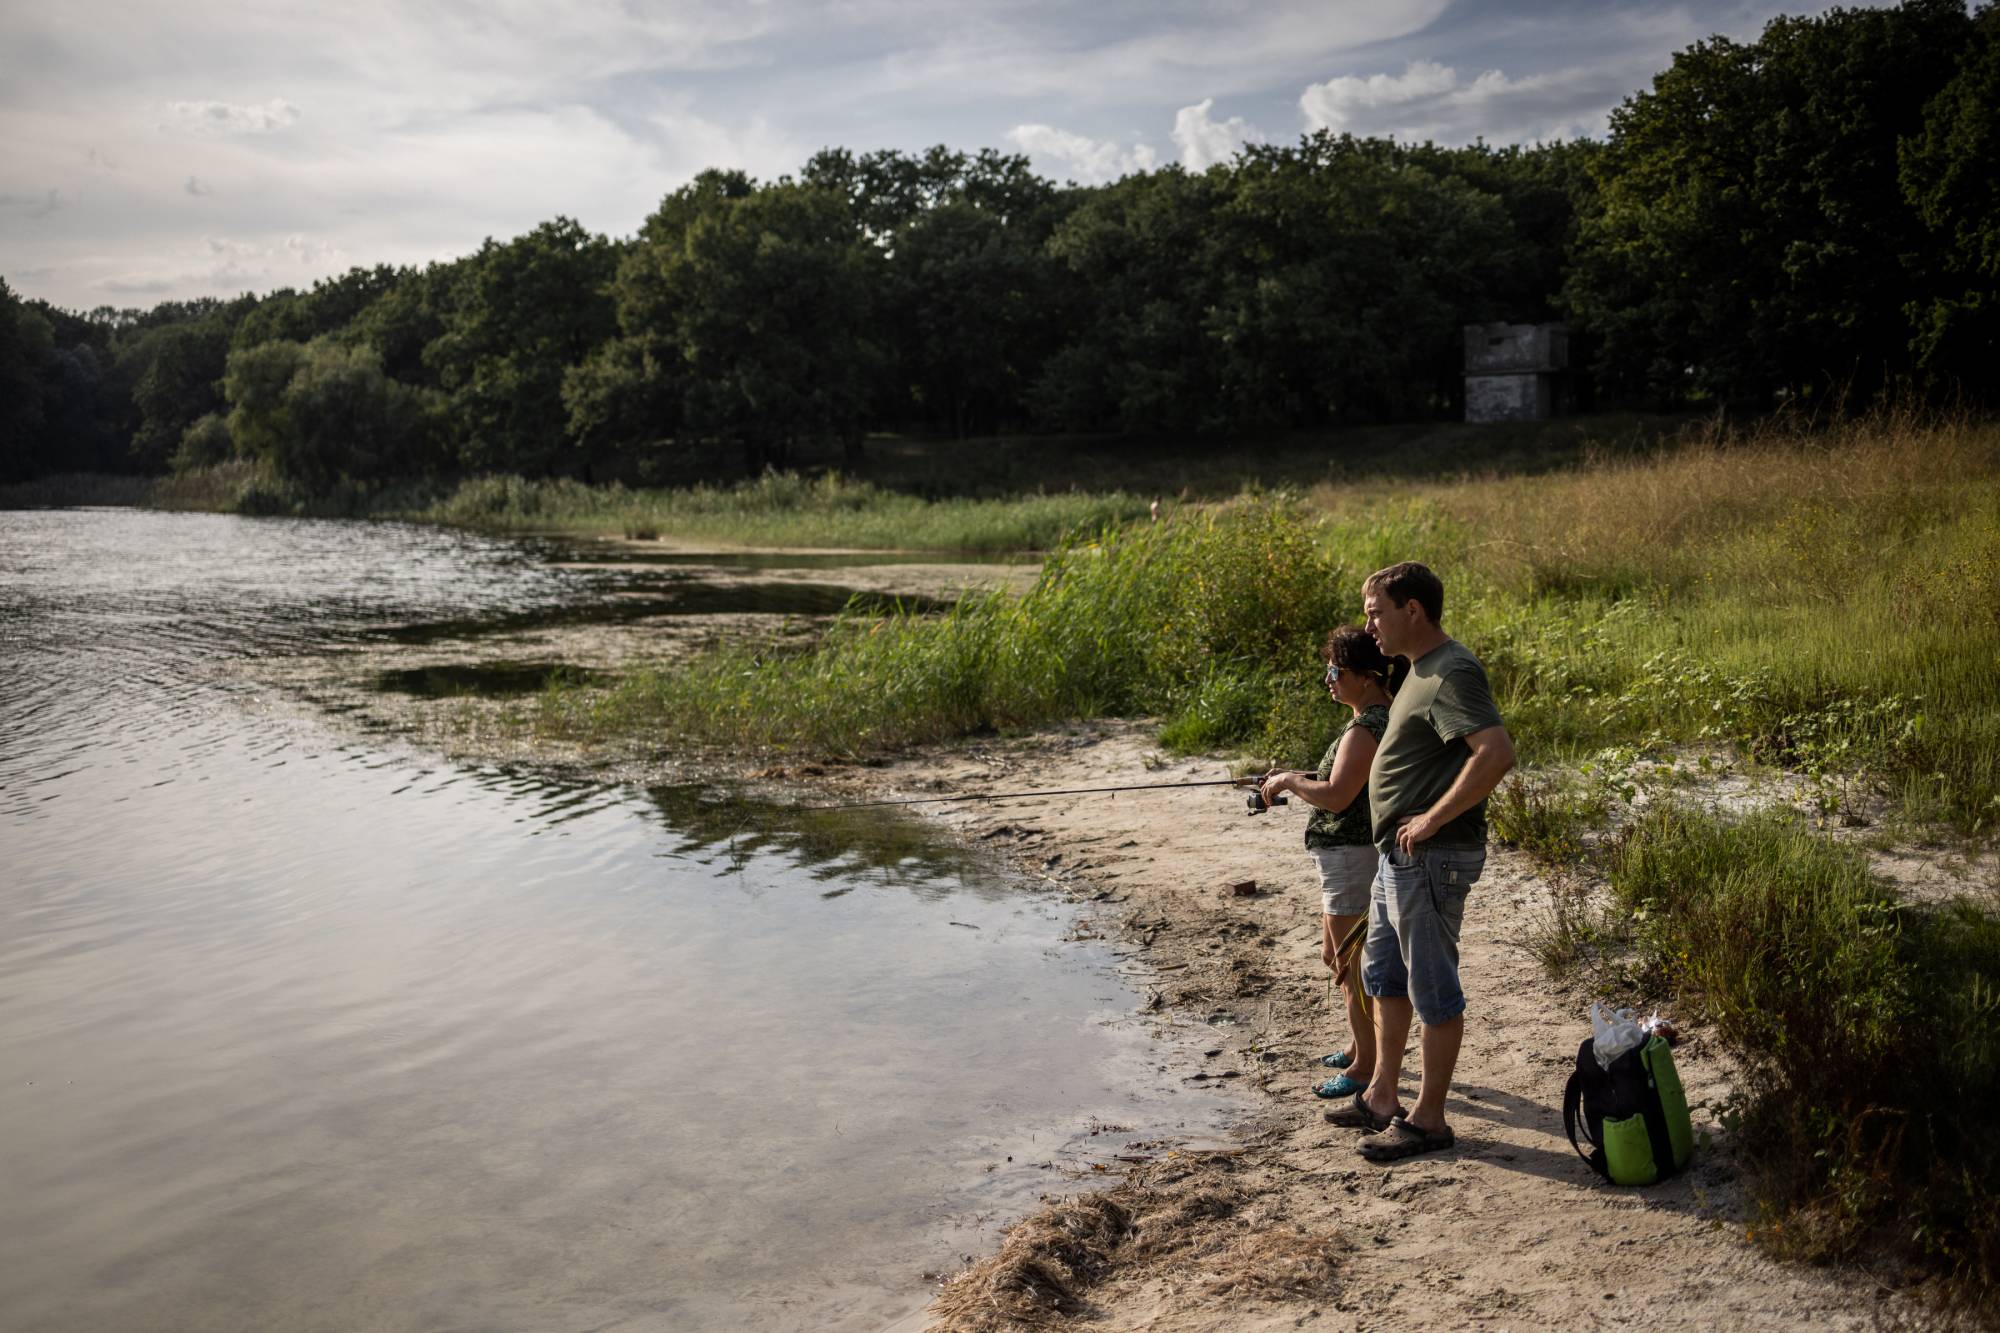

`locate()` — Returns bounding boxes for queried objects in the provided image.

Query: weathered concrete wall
[1466,373,1554,423]
[1465,323,1568,374]
[1464,322,1567,421]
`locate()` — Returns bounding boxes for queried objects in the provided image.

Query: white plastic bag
[1590,1002,1646,1070]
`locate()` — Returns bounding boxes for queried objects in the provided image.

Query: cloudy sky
[1,1,1844,311]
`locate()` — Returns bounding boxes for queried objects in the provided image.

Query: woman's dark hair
[1322,625,1405,695]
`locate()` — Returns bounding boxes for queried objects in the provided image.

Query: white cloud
[1299,59,1626,145]
[1005,124,1158,185]
[1171,98,1263,170]
[1300,60,1457,125]
[0,0,1815,309]
[638,100,805,188]
[162,98,301,135]
[95,233,355,298]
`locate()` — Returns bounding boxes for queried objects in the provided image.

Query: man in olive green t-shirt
[1331,562,1515,1162]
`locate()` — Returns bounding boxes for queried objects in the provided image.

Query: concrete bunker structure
[1464,322,1568,422]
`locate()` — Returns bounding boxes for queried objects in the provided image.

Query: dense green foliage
[223,339,441,492]
[7,1,1997,496]
[431,218,619,476]
[1567,0,1992,405]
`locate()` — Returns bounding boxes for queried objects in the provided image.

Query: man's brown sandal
[1323,1091,1399,1130]
[1357,1113,1455,1161]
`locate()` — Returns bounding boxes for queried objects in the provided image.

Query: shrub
[1608,804,2000,1295]
[172,412,234,471]
[1490,771,1607,865]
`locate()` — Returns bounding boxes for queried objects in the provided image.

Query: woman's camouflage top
[1304,703,1390,850]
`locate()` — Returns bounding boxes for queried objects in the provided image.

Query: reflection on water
[646,783,994,885]
[0,509,1233,1333]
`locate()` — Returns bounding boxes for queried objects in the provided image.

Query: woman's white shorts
[1311,844,1377,917]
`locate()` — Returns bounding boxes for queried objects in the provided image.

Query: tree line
[3,0,1995,490]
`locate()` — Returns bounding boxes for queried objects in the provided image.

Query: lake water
[0,510,1235,1332]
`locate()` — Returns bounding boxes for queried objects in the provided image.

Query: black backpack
[1562,1034,1694,1186]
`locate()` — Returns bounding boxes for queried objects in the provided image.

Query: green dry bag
[1563,1034,1693,1186]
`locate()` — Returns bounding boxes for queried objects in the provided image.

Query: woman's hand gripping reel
[1235,770,1297,816]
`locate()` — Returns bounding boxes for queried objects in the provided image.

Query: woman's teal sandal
[1313,1073,1367,1099]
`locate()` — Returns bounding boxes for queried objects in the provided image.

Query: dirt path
[842,721,1902,1331]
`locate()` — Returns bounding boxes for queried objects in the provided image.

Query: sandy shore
[824,721,1909,1331]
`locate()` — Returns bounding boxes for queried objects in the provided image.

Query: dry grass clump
[928,1155,1343,1330]
[929,1193,1134,1327]
[1194,1224,1344,1301]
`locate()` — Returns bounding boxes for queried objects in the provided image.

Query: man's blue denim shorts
[1362,844,1487,1025]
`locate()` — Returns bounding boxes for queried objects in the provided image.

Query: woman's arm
[1263,727,1378,813]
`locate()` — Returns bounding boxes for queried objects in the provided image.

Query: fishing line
[807,773,1311,811]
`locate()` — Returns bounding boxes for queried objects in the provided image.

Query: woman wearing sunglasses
[1260,626,1399,1100]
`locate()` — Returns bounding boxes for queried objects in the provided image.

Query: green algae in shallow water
[371,662,614,698]
[377,582,955,645]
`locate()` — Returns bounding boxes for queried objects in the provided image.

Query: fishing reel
[1235,772,1290,816]
[1245,788,1288,815]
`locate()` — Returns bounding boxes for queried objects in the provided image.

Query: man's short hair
[1364,561,1444,626]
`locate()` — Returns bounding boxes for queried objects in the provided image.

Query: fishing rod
[810,771,1314,813]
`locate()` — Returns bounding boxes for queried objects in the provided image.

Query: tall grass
[398,471,1153,551]
[1608,805,2000,1299]
[1364,410,2000,828]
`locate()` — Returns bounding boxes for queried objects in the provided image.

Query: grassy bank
[394,471,1153,551]
[7,415,1679,545]
[538,498,1387,759]
[540,412,2000,830]
[4,462,1152,553]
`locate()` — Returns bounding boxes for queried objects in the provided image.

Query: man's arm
[1394,724,1515,855]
